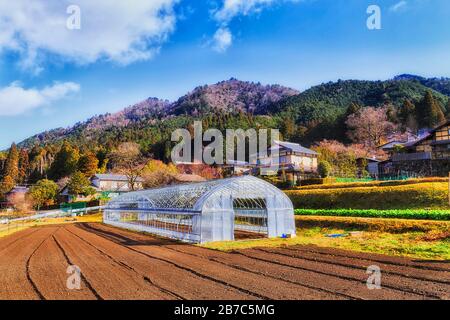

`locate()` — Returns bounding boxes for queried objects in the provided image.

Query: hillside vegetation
[2,75,449,194]
[286,182,449,210]
[18,76,450,150]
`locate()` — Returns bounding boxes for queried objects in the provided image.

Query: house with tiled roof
[254,140,318,179]
[381,120,450,177]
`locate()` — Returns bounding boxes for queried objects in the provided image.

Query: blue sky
[0,0,449,148]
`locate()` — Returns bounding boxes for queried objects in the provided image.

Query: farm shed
[104,176,295,243]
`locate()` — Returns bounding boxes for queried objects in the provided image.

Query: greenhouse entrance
[233,198,268,240]
[104,176,295,244]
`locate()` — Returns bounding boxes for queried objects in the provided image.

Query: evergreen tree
[49,141,80,180]
[67,171,91,196]
[78,152,99,177]
[417,91,446,128]
[346,102,362,116]
[18,149,30,184]
[3,143,19,182]
[281,117,297,141]
[385,105,398,123]
[0,175,15,195]
[399,99,418,131]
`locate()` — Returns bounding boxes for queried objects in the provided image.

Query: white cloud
[211,0,298,52]
[390,1,408,12]
[0,0,178,70]
[214,0,276,23]
[0,81,80,116]
[213,27,233,52]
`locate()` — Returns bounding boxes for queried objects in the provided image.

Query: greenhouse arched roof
[107,175,292,213]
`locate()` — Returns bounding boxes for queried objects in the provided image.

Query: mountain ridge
[17,75,450,149]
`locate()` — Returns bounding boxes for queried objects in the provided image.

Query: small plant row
[294,208,450,220]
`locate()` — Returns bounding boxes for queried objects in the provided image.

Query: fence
[0,206,104,237]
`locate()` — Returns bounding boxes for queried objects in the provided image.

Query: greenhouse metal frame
[104,176,295,243]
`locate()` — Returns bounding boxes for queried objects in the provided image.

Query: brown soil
[0,223,448,300]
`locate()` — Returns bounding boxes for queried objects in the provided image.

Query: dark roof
[405,120,450,148]
[272,140,318,155]
[92,174,144,182]
[378,140,407,149]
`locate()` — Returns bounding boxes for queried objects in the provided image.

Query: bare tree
[346,107,397,149]
[109,142,144,191]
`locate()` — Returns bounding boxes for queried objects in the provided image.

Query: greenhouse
[104,176,295,243]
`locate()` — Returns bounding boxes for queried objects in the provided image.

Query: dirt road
[0,223,448,300]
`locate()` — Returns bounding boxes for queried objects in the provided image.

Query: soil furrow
[81,224,267,299]
[1,222,448,301]
[53,227,173,300]
[165,245,358,300]
[253,248,450,299]
[283,245,450,272]
[257,247,450,285]
[166,244,427,300]
[74,224,256,300]
[83,224,344,300]
[65,226,183,300]
[0,228,41,253]
[25,227,61,300]
[0,227,57,299]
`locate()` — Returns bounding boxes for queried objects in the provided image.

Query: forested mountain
[169,78,299,115]
[394,74,450,96]
[0,75,447,188]
[19,79,297,149]
[11,75,450,165]
[271,78,449,124]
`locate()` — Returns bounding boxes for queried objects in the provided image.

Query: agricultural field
[0,212,102,239]
[286,180,449,210]
[206,216,450,261]
[0,222,448,300]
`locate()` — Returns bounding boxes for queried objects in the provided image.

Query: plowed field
[0,223,448,300]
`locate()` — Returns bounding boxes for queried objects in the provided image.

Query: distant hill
[394,74,450,96]
[270,79,449,124]
[19,79,298,148]
[18,76,450,149]
[169,78,299,115]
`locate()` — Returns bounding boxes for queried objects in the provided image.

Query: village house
[254,140,319,180]
[222,160,253,176]
[380,120,450,177]
[61,173,144,202]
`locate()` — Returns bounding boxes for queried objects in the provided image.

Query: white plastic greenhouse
[104,176,295,243]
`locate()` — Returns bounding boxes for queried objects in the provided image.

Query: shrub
[294,177,448,190]
[28,179,59,209]
[318,160,332,178]
[299,177,336,186]
[285,182,449,210]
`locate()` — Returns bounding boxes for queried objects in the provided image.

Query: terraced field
[0,223,448,300]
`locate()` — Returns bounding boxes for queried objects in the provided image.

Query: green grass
[295,208,450,220]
